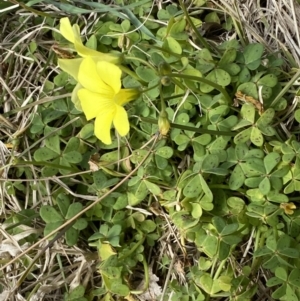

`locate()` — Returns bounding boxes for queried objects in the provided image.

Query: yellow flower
[280,202,296,215]
[77,57,139,144]
[57,17,122,99]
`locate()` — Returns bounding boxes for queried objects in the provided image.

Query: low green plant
[2,1,300,300]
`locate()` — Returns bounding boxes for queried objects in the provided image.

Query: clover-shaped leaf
[243,43,264,70]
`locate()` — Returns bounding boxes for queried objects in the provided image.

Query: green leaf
[266,277,284,287]
[241,103,255,123]
[144,180,161,195]
[34,147,59,161]
[246,158,265,174]
[219,48,236,65]
[56,193,70,216]
[183,174,202,198]
[289,269,300,288]
[64,137,80,153]
[68,285,85,300]
[221,223,239,236]
[278,248,299,258]
[201,154,219,171]
[258,74,278,87]
[73,218,88,231]
[295,109,300,123]
[191,203,203,218]
[213,216,226,233]
[264,152,281,174]
[234,127,252,144]
[201,236,218,258]
[156,146,174,158]
[275,267,288,281]
[110,282,130,296]
[65,203,83,219]
[45,134,60,154]
[44,221,64,238]
[201,69,231,93]
[243,43,264,70]
[238,67,251,83]
[136,66,158,82]
[227,197,245,214]
[257,108,275,126]
[221,235,241,245]
[259,177,271,195]
[254,246,273,257]
[155,155,169,170]
[199,174,213,202]
[271,283,286,299]
[40,206,64,223]
[250,127,263,147]
[229,164,245,190]
[218,241,230,260]
[66,227,79,246]
[163,36,182,55]
[63,151,82,164]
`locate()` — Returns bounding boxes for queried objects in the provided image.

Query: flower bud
[158,111,170,135]
[161,76,171,86]
[158,62,171,75]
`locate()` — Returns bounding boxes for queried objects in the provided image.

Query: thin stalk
[140,117,236,136]
[165,73,232,104]
[178,0,218,54]
[270,69,300,107]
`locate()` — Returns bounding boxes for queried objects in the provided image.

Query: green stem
[178,0,218,54]
[213,259,227,280]
[119,235,145,260]
[14,160,76,171]
[131,256,149,294]
[209,184,246,193]
[270,69,300,107]
[140,117,236,136]
[125,56,157,73]
[250,227,265,274]
[165,73,232,104]
[141,82,160,94]
[118,65,142,81]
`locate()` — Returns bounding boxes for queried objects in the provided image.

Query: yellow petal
[78,88,114,120]
[94,108,115,144]
[96,61,121,94]
[73,40,120,63]
[114,89,140,106]
[59,18,122,64]
[71,83,83,111]
[58,58,83,80]
[59,18,75,43]
[113,105,130,137]
[78,57,114,95]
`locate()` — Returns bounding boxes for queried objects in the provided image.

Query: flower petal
[113,105,130,137]
[58,58,83,81]
[114,89,140,106]
[78,88,114,120]
[59,18,122,64]
[96,61,122,94]
[78,57,114,95]
[60,18,75,43]
[94,109,115,145]
[74,40,121,64]
[71,83,83,111]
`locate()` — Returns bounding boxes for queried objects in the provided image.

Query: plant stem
[165,73,232,104]
[140,117,236,136]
